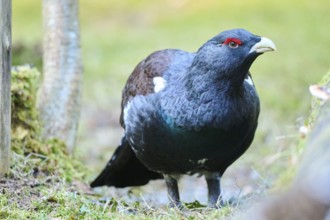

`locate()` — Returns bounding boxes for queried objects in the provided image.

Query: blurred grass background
[12,0,330,204]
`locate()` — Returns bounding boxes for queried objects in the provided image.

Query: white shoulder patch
[153,77,166,93]
[245,76,254,86]
[123,101,131,124]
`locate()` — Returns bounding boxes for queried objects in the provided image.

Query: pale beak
[249,37,276,53]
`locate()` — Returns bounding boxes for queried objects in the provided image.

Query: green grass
[7,0,330,218]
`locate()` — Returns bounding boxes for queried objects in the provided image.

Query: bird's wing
[91,50,184,189]
[119,49,179,127]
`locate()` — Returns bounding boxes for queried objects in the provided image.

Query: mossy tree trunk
[0,0,12,177]
[38,0,82,153]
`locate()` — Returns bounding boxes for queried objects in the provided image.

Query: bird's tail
[90,136,163,188]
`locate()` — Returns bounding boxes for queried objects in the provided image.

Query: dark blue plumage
[91,29,276,208]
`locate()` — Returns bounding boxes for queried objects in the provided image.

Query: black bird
[91,29,276,208]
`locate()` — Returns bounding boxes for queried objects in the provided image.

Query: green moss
[11,65,41,154]
[10,65,86,181]
[1,66,93,219]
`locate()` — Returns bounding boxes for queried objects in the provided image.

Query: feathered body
[125,49,259,175]
[91,29,276,208]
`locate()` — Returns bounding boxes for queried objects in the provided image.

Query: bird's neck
[185,68,247,98]
[185,55,258,96]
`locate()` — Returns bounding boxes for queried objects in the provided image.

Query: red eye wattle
[223,38,242,48]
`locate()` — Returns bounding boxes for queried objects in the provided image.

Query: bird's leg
[205,172,223,208]
[164,174,182,208]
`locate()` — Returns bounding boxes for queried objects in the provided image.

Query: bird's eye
[228,41,239,48]
[223,38,242,49]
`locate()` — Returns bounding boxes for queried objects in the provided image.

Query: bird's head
[192,29,276,85]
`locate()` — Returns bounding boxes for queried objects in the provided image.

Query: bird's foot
[208,199,224,209]
[168,201,184,210]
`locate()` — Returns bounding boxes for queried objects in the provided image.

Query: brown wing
[119,49,178,127]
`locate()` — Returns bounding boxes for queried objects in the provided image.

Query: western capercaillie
[91,29,276,208]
